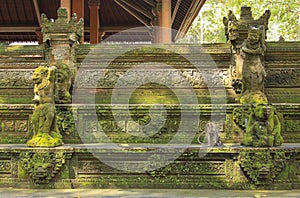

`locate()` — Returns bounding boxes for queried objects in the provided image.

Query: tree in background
[180,0,300,43]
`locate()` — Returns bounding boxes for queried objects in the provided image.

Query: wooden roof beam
[32,0,41,26]
[114,0,151,28]
[122,0,154,20]
[0,27,38,32]
[171,0,181,25]
[144,0,156,8]
[84,26,152,32]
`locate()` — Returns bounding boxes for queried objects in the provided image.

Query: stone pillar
[72,0,85,43]
[41,8,84,103]
[89,0,100,44]
[162,0,172,43]
[60,0,71,19]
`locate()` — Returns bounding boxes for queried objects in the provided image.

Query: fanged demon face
[32,67,48,84]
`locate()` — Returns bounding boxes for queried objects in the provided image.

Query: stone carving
[15,120,28,132]
[3,120,14,132]
[224,9,242,94]
[19,152,68,184]
[239,150,287,185]
[0,70,33,88]
[223,10,239,49]
[242,103,283,147]
[0,161,11,172]
[265,68,300,86]
[198,122,222,146]
[75,69,230,89]
[27,66,63,147]
[0,120,28,133]
[42,9,83,42]
[56,108,76,136]
[54,62,72,103]
[240,26,267,104]
[223,7,285,147]
[41,8,83,104]
[224,106,252,143]
[224,7,270,96]
[232,106,251,130]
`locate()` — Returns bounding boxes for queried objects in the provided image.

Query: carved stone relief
[19,151,71,184]
[239,150,289,185]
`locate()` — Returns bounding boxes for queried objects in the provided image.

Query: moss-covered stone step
[0,45,45,64]
[0,144,298,189]
[0,104,300,144]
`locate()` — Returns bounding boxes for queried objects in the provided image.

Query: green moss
[60,166,69,179]
[0,97,32,104]
[27,133,63,147]
[239,91,268,104]
[18,163,27,179]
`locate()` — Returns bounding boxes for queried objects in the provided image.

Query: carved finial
[224,10,239,43]
[228,10,237,21]
[57,8,68,18]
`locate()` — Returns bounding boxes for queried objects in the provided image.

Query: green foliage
[182,0,300,43]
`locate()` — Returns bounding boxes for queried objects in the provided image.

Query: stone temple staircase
[0,42,300,189]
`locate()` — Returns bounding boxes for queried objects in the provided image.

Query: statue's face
[228,22,239,40]
[248,31,260,45]
[32,71,43,84]
[32,67,48,84]
[254,104,273,120]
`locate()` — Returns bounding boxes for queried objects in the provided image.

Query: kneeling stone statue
[243,103,283,147]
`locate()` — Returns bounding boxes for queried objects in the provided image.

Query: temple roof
[0,0,206,43]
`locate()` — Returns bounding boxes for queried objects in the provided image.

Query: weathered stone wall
[0,43,300,143]
[1,43,300,104]
[0,42,300,189]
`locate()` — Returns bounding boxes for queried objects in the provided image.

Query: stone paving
[0,189,299,198]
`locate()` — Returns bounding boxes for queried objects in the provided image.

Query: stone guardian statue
[240,26,267,104]
[27,66,63,147]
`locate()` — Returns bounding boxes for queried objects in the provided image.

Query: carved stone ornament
[242,103,283,147]
[239,26,267,104]
[41,8,83,104]
[52,48,68,61]
[20,151,70,184]
[56,108,76,136]
[41,8,84,39]
[239,150,287,185]
[223,10,239,48]
[54,61,72,104]
[27,66,63,147]
[232,105,251,130]
[224,7,270,96]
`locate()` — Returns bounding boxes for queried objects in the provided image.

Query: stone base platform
[0,144,299,190]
